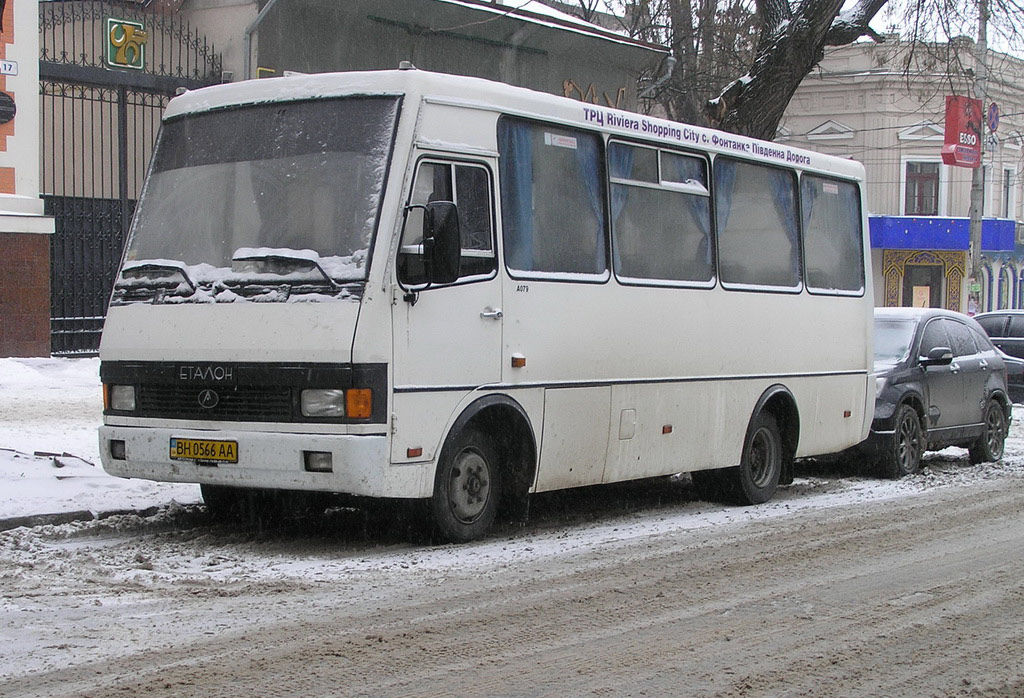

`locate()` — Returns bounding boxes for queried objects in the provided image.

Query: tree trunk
[706,0,887,140]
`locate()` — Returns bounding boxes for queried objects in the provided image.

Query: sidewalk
[0,357,200,529]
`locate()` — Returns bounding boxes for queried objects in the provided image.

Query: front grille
[139,384,294,421]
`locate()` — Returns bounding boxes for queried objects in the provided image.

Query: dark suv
[859,308,1011,478]
[973,310,1024,401]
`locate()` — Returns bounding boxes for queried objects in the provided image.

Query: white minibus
[99,68,874,542]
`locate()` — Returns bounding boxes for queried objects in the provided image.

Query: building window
[999,266,1012,309]
[904,161,940,215]
[1003,168,1015,219]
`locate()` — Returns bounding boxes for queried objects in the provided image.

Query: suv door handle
[950,362,960,373]
[480,307,503,320]
[979,359,989,370]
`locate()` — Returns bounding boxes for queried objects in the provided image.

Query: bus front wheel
[431,427,502,543]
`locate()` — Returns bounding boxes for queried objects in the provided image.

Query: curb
[0,506,163,533]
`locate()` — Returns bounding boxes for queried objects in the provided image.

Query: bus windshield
[113,96,399,304]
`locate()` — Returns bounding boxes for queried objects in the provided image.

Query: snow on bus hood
[114,248,367,305]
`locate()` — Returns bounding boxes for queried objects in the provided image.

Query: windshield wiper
[230,248,339,287]
[115,261,197,293]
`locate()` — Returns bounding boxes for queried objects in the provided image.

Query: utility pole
[967,0,989,311]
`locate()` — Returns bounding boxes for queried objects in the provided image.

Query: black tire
[969,400,1007,464]
[431,428,502,543]
[702,411,784,506]
[731,411,783,504]
[877,404,923,479]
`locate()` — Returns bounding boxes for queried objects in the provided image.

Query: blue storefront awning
[869,216,1016,251]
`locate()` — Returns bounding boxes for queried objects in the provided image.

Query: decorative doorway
[902,263,944,307]
[882,249,966,311]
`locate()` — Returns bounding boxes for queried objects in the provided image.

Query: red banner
[941,95,982,168]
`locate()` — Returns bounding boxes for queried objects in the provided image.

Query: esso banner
[941,95,982,168]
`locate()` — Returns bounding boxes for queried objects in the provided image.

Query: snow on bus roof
[164,69,864,181]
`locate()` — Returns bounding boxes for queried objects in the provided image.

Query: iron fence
[40,1,219,354]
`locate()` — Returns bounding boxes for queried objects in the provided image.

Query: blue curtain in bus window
[665,153,711,268]
[500,119,608,276]
[801,176,864,292]
[608,143,635,271]
[497,120,534,270]
[716,158,800,288]
[713,158,738,282]
[770,168,800,282]
[575,135,607,272]
[843,183,864,285]
[714,159,737,231]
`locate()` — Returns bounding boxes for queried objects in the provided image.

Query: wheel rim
[985,405,1006,459]
[748,426,779,488]
[447,447,491,523]
[897,412,922,472]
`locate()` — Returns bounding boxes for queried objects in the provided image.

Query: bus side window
[398,160,495,286]
[498,118,608,279]
[454,165,496,278]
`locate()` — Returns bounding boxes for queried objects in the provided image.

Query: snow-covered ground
[0,357,200,520]
[2,356,1023,528]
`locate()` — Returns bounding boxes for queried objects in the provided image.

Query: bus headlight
[301,389,347,417]
[106,385,136,411]
[300,388,373,419]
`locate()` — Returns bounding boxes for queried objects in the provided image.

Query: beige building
[779,40,1024,314]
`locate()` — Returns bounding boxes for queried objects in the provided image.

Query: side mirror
[920,346,953,367]
[422,201,460,285]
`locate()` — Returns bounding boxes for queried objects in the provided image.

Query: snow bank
[0,358,200,519]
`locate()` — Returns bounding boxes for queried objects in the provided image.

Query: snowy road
[2,450,1024,696]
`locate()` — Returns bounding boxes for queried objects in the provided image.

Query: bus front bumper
[98,425,433,499]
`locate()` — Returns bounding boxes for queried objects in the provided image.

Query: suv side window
[1008,316,1024,338]
[970,326,995,352]
[976,314,1008,337]
[944,319,978,357]
[398,160,496,286]
[919,319,950,357]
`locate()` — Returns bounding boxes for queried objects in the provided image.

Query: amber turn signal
[346,389,373,419]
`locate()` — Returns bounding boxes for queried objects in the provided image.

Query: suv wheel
[878,404,922,479]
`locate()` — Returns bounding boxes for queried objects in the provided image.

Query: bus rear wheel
[431,427,502,543]
[730,411,783,505]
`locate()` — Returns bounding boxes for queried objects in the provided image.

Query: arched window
[982,264,994,313]
[999,266,1012,309]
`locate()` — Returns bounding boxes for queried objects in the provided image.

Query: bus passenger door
[392,157,502,414]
